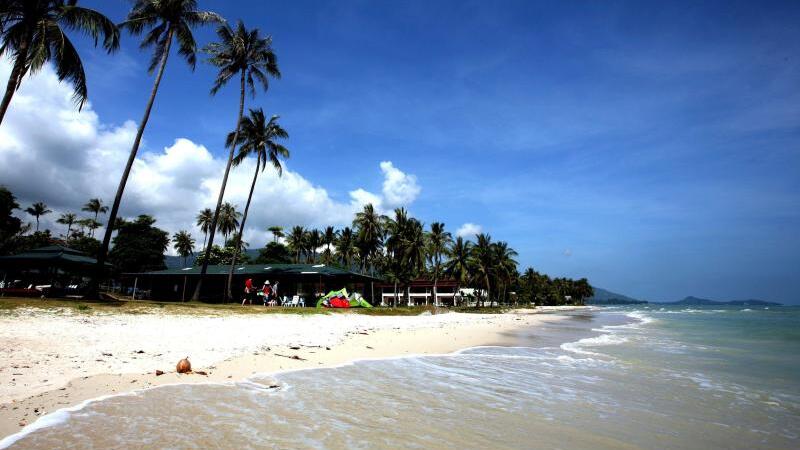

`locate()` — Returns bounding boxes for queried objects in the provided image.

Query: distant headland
[587,289,782,306]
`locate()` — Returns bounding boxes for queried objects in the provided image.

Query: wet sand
[0,306,582,438]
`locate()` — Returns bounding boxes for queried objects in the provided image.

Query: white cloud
[0,60,421,254]
[455,223,482,239]
[379,161,420,208]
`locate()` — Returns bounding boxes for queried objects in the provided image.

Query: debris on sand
[176,357,191,374]
[274,353,306,361]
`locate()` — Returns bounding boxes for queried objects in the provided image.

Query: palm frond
[59,4,120,52]
[49,24,88,109]
[137,21,166,51]
[174,21,196,69]
[146,32,168,73]
[183,10,224,27]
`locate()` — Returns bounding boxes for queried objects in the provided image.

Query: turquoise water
[3,306,799,449]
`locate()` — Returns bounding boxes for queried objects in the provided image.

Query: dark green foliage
[518,269,593,306]
[0,186,24,255]
[0,0,120,122]
[109,215,169,273]
[195,244,251,266]
[14,230,58,252]
[255,241,291,264]
[67,234,101,257]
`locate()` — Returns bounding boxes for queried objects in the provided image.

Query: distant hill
[586,288,648,305]
[164,249,261,269]
[665,296,782,306]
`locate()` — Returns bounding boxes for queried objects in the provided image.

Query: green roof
[0,245,110,267]
[124,264,382,280]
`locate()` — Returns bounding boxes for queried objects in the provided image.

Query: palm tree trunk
[483,275,491,308]
[226,155,261,298]
[432,258,439,307]
[193,69,247,302]
[90,29,174,299]
[35,217,39,232]
[0,34,30,126]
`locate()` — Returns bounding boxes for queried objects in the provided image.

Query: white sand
[0,306,584,438]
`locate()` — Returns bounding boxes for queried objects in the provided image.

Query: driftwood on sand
[274,353,307,361]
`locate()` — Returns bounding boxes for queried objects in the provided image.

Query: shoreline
[0,306,585,439]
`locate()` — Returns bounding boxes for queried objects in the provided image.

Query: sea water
[3,306,799,449]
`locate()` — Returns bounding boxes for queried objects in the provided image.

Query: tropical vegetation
[194,19,280,301]
[0,2,594,307]
[0,0,120,124]
[94,0,222,298]
[223,108,289,296]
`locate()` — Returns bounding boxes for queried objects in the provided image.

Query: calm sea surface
[3,305,799,449]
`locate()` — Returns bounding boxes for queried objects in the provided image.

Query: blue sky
[5,0,800,303]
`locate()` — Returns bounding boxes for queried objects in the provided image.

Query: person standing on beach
[262,281,273,306]
[242,278,254,306]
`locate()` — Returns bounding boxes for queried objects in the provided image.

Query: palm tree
[56,212,76,239]
[444,236,472,306]
[227,231,248,253]
[95,0,221,298]
[196,207,213,249]
[334,227,356,268]
[323,226,335,252]
[471,233,494,307]
[491,241,518,306]
[403,219,427,304]
[320,247,335,265]
[25,202,51,231]
[224,108,289,297]
[81,198,107,237]
[353,204,384,274]
[82,198,108,221]
[307,229,321,263]
[286,225,305,263]
[427,222,451,306]
[77,218,101,238]
[172,230,195,267]
[194,19,280,301]
[301,229,313,263]
[0,0,120,125]
[384,208,411,305]
[217,202,241,242]
[268,225,283,243]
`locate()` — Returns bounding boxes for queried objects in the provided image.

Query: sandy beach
[0,305,581,439]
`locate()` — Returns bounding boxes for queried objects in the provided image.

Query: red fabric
[330,297,350,308]
[245,279,253,291]
[262,285,272,296]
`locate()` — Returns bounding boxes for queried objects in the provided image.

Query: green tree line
[0,2,592,305]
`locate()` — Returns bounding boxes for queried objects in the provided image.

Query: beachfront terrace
[121,264,382,304]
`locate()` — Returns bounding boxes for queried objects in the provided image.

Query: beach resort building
[121,264,381,304]
[376,278,463,306]
[0,245,111,297]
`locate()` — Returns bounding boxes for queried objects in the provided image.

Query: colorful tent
[316,288,372,308]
